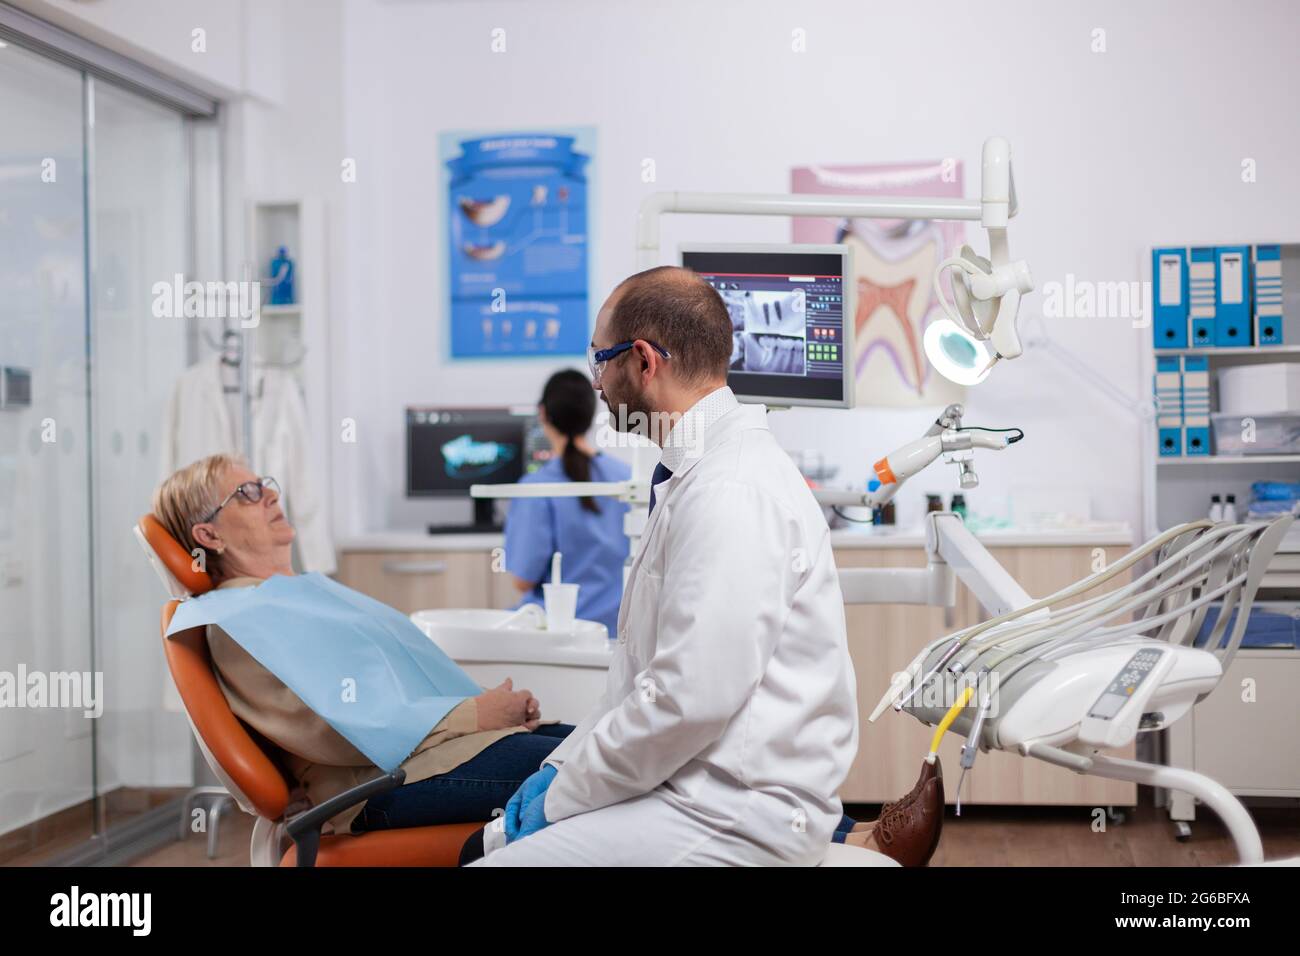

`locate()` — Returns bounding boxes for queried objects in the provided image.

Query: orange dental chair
[135,514,485,867]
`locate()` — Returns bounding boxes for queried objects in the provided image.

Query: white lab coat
[159,357,335,574]
[478,393,859,866]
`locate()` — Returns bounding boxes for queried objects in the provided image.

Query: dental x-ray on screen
[680,244,854,408]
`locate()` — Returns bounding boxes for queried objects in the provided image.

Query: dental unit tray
[883,513,1294,865]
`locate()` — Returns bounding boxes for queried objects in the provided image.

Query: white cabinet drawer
[1190,651,1300,793]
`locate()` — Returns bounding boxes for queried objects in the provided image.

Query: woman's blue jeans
[352,722,862,840]
[352,724,575,832]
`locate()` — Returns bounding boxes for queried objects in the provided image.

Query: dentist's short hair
[609,266,731,385]
[153,452,247,576]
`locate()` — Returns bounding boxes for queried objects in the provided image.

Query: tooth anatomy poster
[790,160,966,407]
[442,129,594,359]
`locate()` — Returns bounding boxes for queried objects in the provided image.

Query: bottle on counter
[950,493,967,519]
[1223,494,1237,524]
[1209,494,1223,522]
[868,479,883,525]
[926,494,944,514]
[881,499,896,526]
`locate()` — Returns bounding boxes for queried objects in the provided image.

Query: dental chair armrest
[284,769,407,867]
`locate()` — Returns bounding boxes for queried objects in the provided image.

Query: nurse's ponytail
[541,369,600,514]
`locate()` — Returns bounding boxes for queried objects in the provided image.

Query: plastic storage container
[1210,411,1300,455]
[1217,362,1300,416]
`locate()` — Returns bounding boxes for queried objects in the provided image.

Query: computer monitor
[407,407,538,532]
[679,243,854,408]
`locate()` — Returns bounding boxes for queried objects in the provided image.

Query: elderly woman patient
[153,453,575,850]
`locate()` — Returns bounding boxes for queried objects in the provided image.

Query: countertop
[340,524,1135,553]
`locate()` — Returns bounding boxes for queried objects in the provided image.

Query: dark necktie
[647,462,673,516]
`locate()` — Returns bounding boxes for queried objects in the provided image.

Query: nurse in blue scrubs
[504,370,631,636]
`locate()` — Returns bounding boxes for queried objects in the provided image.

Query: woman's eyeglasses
[201,476,280,524]
[587,339,671,385]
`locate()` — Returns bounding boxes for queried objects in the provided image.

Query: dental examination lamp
[924,137,1034,385]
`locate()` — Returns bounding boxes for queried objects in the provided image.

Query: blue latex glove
[504,765,557,842]
[514,790,553,842]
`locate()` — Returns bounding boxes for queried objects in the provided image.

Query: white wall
[11,0,253,97]
[337,0,1300,536]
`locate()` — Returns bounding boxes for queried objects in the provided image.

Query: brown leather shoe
[879,760,928,816]
[868,758,944,867]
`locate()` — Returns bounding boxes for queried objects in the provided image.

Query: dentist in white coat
[475,266,858,866]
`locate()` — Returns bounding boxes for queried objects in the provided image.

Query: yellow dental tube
[928,685,974,762]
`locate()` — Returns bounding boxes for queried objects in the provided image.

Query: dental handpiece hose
[814,428,1018,511]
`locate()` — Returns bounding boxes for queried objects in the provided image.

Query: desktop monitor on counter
[679,243,854,409]
[406,406,548,533]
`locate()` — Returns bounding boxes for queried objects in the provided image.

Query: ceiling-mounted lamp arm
[980,135,1015,230]
[635,137,1032,387]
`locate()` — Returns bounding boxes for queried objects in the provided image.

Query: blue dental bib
[167,573,480,771]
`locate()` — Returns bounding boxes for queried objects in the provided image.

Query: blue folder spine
[1181,355,1211,456]
[1155,356,1183,456]
[1214,246,1251,346]
[1188,247,1217,348]
[1152,247,1188,348]
[1254,244,1284,345]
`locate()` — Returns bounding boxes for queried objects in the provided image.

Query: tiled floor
[125,796,1300,867]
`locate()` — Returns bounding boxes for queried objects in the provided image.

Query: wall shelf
[1143,241,1300,534]
[1157,454,1300,466]
[1154,345,1300,358]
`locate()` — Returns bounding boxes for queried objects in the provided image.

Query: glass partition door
[0,41,208,864]
[0,40,96,865]
[86,77,193,838]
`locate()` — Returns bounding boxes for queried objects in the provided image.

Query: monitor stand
[427,497,502,535]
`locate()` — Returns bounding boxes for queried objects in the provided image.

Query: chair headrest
[136,513,213,598]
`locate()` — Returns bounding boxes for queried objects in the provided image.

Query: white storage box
[1211,411,1300,455]
[1217,362,1300,416]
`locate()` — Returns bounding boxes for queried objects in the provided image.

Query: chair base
[179,787,237,859]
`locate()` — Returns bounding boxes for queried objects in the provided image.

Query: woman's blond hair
[152,453,246,578]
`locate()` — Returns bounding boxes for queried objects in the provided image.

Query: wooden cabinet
[336,550,518,615]
[836,544,1138,807]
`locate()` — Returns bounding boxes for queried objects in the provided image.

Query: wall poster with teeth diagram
[791,159,967,407]
[442,128,595,359]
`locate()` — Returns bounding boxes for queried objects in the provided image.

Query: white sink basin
[411,608,612,667]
